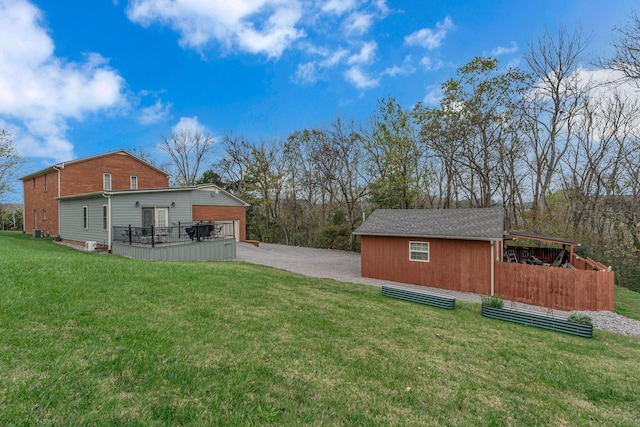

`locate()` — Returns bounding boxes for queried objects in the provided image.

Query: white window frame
[409,241,430,262]
[103,173,112,190]
[83,206,89,229]
[130,176,138,190]
[156,207,169,228]
[43,208,47,221]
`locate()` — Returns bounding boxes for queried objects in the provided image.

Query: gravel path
[236,242,640,337]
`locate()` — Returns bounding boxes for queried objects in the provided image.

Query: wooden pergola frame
[505,230,578,264]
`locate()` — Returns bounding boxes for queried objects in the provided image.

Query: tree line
[183,25,639,290]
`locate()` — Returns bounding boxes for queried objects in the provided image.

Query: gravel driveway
[235,242,640,337]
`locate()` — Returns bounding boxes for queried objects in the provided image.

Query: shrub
[567,312,593,325]
[481,294,504,308]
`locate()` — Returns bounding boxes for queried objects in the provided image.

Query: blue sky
[1,0,639,199]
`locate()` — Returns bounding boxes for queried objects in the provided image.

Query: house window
[83,206,89,229]
[103,173,112,190]
[44,174,48,192]
[102,205,108,230]
[130,176,138,189]
[43,209,47,221]
[33,209,37,228]
[409,241,430,262]
[33,178,36,189]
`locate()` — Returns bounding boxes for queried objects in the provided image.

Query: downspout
[21,180,25,233]
[490,240,495,296]
[103,193,112,251]
[52,164,62,237]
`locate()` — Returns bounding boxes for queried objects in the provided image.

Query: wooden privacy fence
[494,262,614,311]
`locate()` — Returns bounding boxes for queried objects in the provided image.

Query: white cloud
[139,99,172,125]
[344,12,373,35]
[0,0,127,162]
[126,1,393,91]
[422,85,442,105]
[172,116,209,135]
[383,56,416,77]
[491,41,518,56]
[322,0,359,15]
[405,16,454,50]
[292,62,318,84]
[419,56,444,71]
[373,0,389,16]
[126,0,305,59]
[344,67,379,89]
[291,47,350,84]
[347,41,377,65]
[320,48,349,67]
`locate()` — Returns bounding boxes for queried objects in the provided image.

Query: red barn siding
[360,235,492,294]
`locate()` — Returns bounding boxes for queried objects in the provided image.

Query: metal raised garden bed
[382,285,456,310]
[481,306,593,338]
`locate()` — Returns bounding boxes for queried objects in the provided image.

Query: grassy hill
[1,231,639,425]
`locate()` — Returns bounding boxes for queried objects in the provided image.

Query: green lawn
[615,286,640,321]
[1,231,639,426]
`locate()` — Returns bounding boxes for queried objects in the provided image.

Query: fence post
[128,224,132,245]
[151,225,155,248]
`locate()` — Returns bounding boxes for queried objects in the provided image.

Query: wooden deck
[112,237,236,261]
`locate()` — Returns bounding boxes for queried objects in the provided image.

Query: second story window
[103,173,112,190]
[130,176,138,190]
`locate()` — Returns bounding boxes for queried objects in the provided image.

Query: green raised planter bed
[481,306,593,338]
[382,285,455,310]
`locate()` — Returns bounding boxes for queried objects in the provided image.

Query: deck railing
[113,221,234,247]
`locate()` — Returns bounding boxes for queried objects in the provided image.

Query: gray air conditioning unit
[32,229,43,238]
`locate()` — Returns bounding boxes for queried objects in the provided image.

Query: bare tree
[0,129,22,201]
[604,11,640,83]
[309,117,370,251]
[522,25,591,225]
[160,130,215,186]
[216,134,253,195]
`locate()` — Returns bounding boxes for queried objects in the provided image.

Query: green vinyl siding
[190,188,245,206]
[59,198,109,245]
[109,193,192,228]
[59,186,246,246]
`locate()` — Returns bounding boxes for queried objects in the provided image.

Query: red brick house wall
[58,152,168,196]
[23,172,59,237]
[192,205,247,241]
[22,151,169,236]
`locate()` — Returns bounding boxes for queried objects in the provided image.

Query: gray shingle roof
[353,208,505,241]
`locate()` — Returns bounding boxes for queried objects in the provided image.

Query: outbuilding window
[83,206,89,229]
[409,241,430,262]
